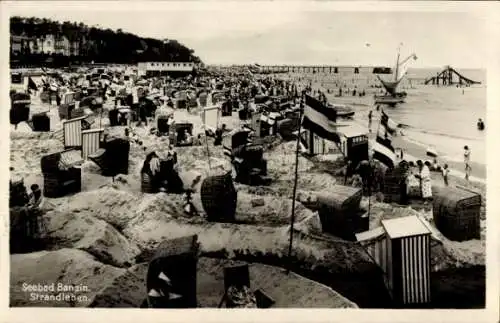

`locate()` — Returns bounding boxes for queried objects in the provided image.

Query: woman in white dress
[405,161,416,197]
[416,160,432,203]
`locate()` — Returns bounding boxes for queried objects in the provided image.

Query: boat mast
[394,45,401,82]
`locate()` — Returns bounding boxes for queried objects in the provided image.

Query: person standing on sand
[415,160,432,204]
[442,164,450,186]
[368,110,373,132]
[344,159,353,185]
[356,159,373,196]
[464,145,471,181]
[399,161,409,205]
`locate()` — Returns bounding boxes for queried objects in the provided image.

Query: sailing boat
[375,45,417,105]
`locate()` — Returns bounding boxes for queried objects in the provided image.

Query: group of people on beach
[399,160,433,205]
[344,157,436,205]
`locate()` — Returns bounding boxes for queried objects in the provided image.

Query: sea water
[389,68,486,166]
[300,68,486,167]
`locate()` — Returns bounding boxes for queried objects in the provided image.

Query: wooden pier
[212,64,396,75]
[424,66,480,86]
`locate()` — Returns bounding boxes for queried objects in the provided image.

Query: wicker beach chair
[81,128,105,160]
[58,91,76,120]
[41,149,83,198]
[223,265,252,308]
[200,171,237,222]
[315,186,364,241]
[145,235,199,308]
[220,264,275,308]
[10,92,31,126]
[51,114,97,148]
[382,166,406,203]
[433,186,481,241]
[26,112,51,132]
[88,138,130,177]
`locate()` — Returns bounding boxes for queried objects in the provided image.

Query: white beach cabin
[356,215,432,307]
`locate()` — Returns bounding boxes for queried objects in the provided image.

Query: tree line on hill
[10,16,202,66]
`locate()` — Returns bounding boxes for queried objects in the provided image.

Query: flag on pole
[372,110,398,168]
[380,110,399,135]
[372,139,396,169]
[301,94,340,143]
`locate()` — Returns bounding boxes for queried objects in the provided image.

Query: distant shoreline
[392,135,486,181]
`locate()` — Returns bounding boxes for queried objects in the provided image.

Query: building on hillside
[10,35,33,56]
[37,35,56,55]
[54,35,70,56]
[137,61,195,77]
[28,38,42,54]
[69,40,80,56]
[25,35,73,56]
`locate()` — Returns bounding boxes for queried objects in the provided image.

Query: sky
[5,1,498,68]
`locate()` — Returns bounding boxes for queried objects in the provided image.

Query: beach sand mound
[89,264,147,308]
[91,258,357,308]
[265,146,315,176]
[122,217,375,276]
[50,187,140,230]
[293,211,323,236]
[10,135,64,179]
[196,258,357,308]
[235,192,314,226]
[44,210,141,267]
[10,248,125,307]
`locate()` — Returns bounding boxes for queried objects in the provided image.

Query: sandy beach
[9,74,486,308]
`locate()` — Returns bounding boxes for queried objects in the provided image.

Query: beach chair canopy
[223,129,251,150]
[11,72,23,84]
[174,122,194,132]
[62,91,76,105]
[86,87,100,96]
[79,96,99,108]
[11,92,31,104]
